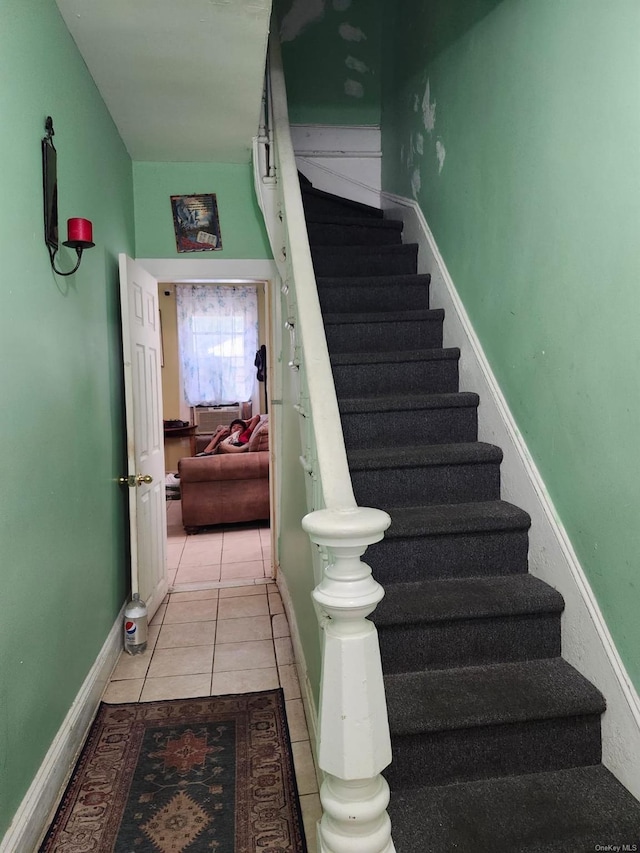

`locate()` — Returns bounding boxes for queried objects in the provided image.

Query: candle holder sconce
[42,117,95,276]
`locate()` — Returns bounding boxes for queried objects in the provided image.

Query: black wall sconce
[42,117,95,276]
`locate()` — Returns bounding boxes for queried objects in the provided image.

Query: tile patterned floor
[102,501,322,850]
[165,498,273,589]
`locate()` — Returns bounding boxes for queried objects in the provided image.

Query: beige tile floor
[165,497,273,589]
[102,501,322,850]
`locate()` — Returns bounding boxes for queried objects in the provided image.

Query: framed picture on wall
[170,193,223,253]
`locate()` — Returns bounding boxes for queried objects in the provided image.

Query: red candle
[67,217,93,244]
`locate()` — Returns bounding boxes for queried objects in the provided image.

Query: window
[176,284,258,406]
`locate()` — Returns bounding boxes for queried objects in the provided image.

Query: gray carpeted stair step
[349,442,503,507]
[384,658,606,788]
[307,217,404,246]
[366,501,532,583]
[302,186,384,219]
[325,308,443,353]
[339,392,479,448]
[374,575,563,672]
[317,273,431,314]
[312,243,418,277]
[388,764,640,852]
[331,347,460,396]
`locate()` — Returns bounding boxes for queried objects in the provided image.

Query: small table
[163,424,197,457]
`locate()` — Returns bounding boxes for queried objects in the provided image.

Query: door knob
[118,474,153,487]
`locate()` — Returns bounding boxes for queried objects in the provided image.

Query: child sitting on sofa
[196,415,261,456]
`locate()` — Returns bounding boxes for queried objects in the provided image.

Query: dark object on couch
[178,416,269,531]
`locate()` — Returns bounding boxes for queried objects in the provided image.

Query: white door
[119,254,168,620]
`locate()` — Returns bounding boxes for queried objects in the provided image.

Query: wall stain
[411,167,421,199]
[280,0,325,42]
[339,22,367,41]
[436,138,446,173]
[345,55,369,74]
[422,78,436,133]
[344,79,364,98]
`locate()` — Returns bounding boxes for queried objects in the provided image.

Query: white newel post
[302,507,396,853]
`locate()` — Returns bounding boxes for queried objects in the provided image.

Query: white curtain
[176,284,258,406]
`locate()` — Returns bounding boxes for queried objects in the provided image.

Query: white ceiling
[56,0,272,164]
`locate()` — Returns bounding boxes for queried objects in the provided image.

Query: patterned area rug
[40,690,308,852]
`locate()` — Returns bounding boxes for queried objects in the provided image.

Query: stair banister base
[303,507,394,853]
[318,775,395,853]
[303,505,391,550]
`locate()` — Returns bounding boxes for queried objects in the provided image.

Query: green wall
[0,0,133,836]
[276,0,382,125]
[381,0,640,689]
[133,162,272,259]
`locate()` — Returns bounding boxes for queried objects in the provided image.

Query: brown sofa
[178,417,269,532]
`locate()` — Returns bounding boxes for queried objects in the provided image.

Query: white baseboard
[0,605,126,853]
[381,191,640,798]
[291,124,381,209]
[275,569,323,790]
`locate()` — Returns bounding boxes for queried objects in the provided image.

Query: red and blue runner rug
[40,690,307,852]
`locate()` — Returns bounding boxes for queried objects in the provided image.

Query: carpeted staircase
[300,176,640,851]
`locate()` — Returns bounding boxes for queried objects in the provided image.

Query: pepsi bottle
[124,593,148,655]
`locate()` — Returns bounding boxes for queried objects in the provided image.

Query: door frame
[137,257,281,580]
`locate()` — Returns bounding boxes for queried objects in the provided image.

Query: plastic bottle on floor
[124,594,148,655]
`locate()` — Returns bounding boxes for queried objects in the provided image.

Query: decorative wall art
[170,193,223,253]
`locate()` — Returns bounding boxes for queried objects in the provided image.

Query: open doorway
[146,269,277,594]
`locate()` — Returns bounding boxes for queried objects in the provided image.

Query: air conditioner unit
[192,406,241,434]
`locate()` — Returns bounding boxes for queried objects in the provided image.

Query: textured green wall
[381,0,640,689]
[0,0,133,836]
[276,0,382,125]
[133,162,272,259]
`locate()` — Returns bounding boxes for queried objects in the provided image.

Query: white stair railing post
[303,507,395,853]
